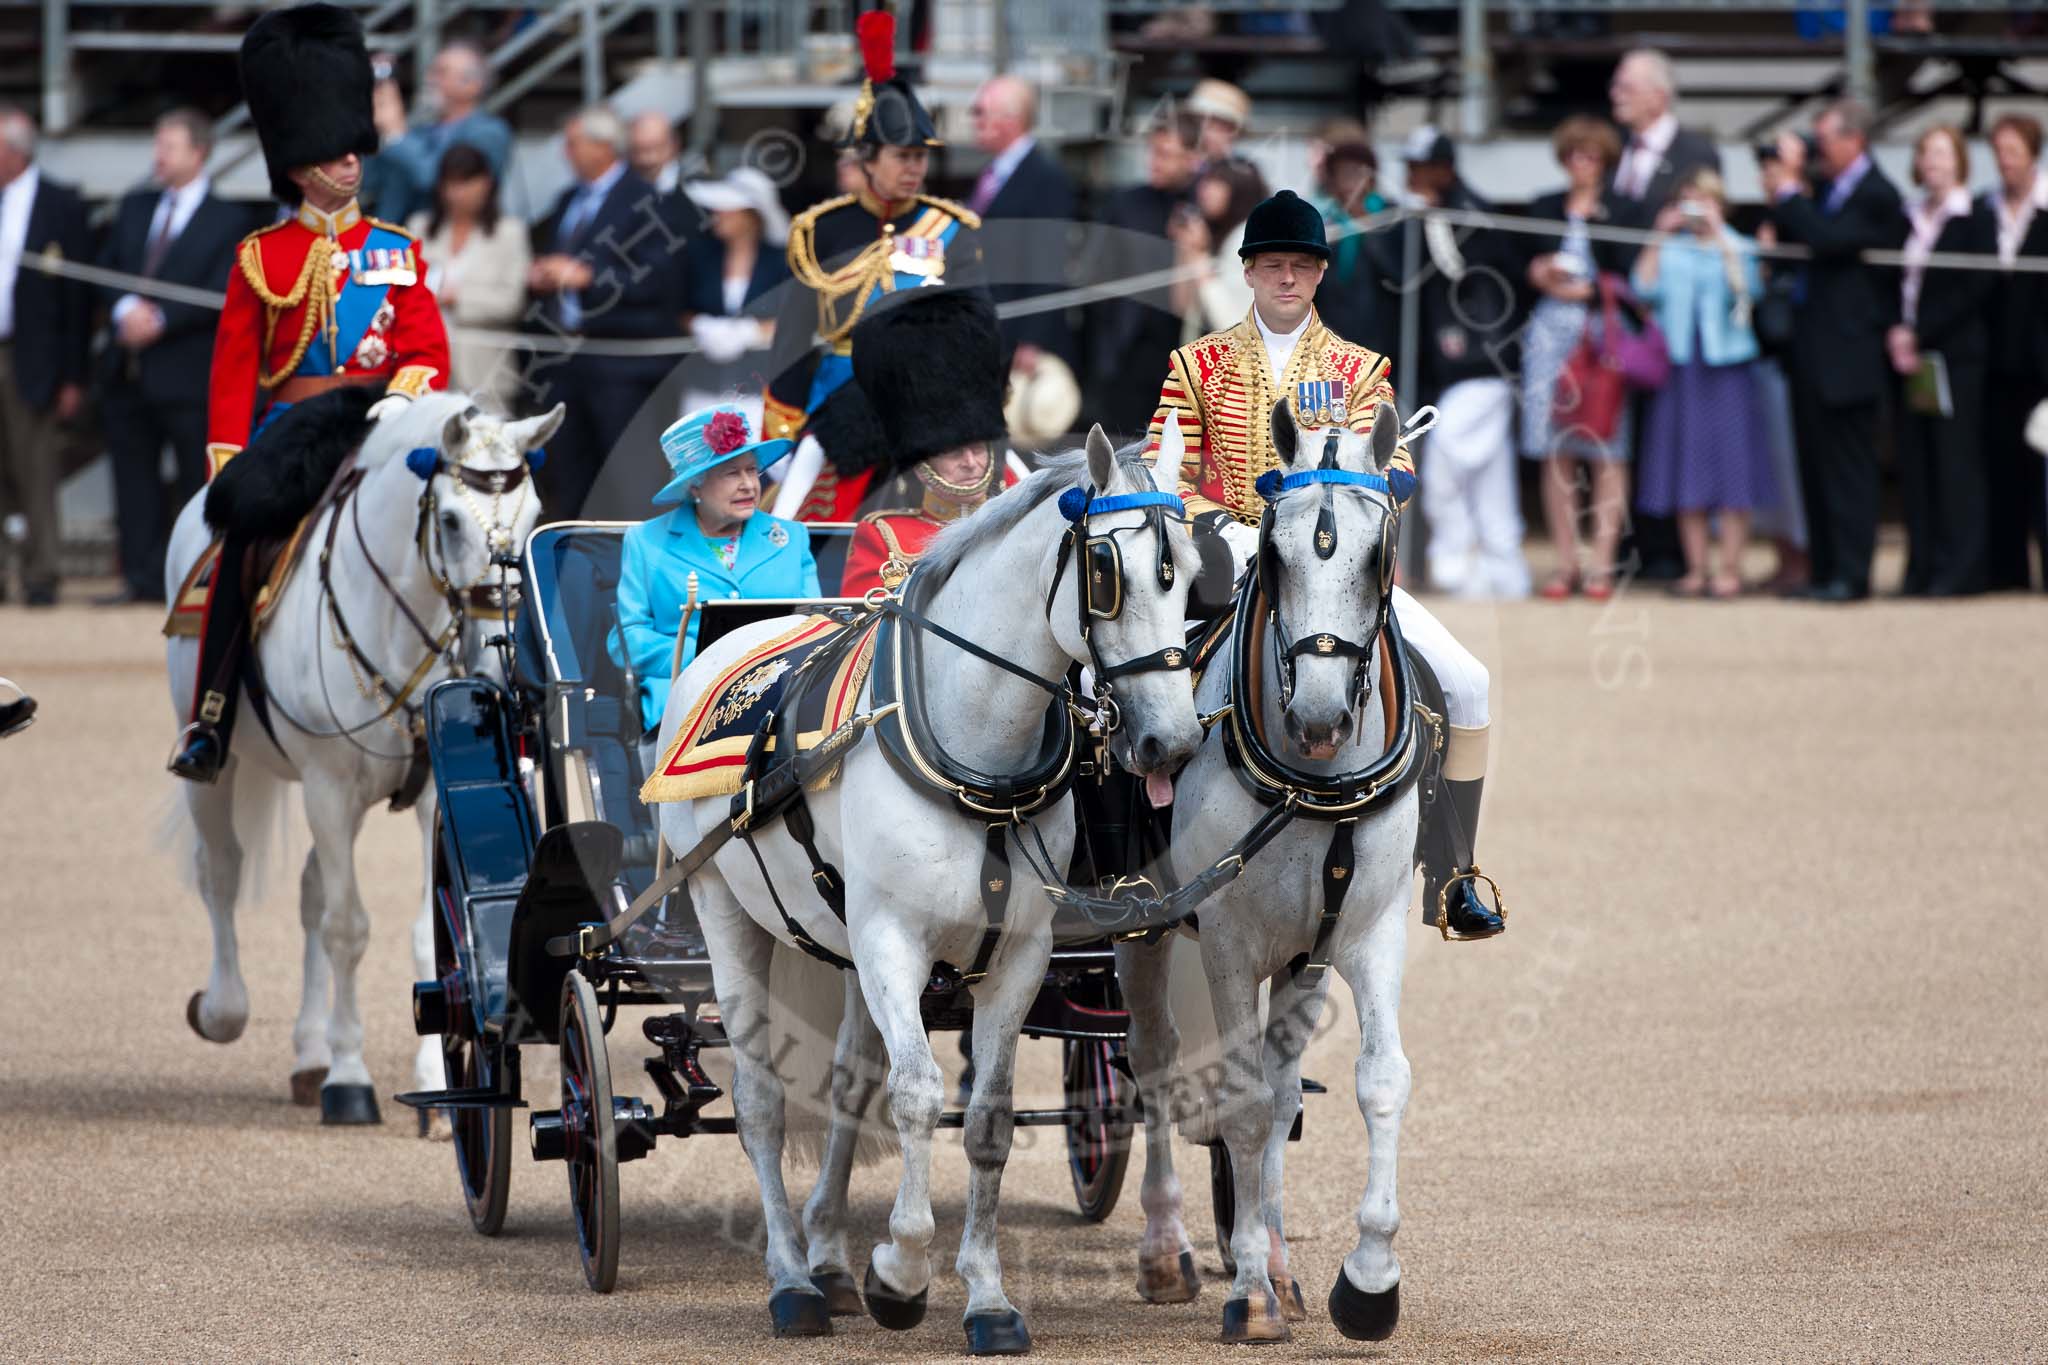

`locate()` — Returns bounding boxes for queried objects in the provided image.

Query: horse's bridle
[1254,426,1401,714]
[1044,479,1194,731]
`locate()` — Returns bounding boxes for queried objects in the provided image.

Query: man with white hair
[968,74,1079,397]
[1607,48,1720,240]
[0,103,90,608]
[627,110,695,195]
[367,39,513,224]
[1607,48,1718,583]
[526,105,685,516]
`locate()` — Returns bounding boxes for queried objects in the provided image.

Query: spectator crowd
[3,42,2046,608]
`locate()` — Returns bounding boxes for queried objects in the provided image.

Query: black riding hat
[238,3,379,206]
[1237,190,1331,263]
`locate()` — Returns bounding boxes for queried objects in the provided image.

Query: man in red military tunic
[834,290,1014,594]
[169,3,450,783]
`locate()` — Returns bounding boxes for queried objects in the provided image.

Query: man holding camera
[1762,98,1904,603]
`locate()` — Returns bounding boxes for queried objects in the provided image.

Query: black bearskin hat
[844,8,940,151]
[851,289,1008,468]
[239,3,380,205]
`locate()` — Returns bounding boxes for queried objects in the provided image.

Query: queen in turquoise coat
[610,403,818,731]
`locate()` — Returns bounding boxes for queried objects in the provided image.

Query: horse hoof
[289,1068,328,1107]
[1137,1249,1201,1303]
[1327,1272,1399,1342]
[186,992,240,1043]
[964,1308,1032,1356]
[1219,1291,1290,1345]
[863,1260,929,1331]
[422,1109,454,1142]
[1274,1274,1307,1322]
[769,1288,833,1338]
[810,1268,863,1316]
[319,1084,382,1126]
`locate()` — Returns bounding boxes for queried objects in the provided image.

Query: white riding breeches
[1390,586,1488,729]
[1420,377,1529,598]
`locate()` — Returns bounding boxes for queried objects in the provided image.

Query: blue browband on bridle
[1057,487,1190,521]
[1255,466,1415,503]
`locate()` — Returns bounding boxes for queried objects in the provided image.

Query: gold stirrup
[1437,866,1506,942]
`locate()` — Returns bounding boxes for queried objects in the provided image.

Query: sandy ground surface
[3,566,2045,1363]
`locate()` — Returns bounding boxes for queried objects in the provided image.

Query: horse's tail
[769,942,895,1170]
[157,759,298,911]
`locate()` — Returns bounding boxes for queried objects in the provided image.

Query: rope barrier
[19,194,2048,362]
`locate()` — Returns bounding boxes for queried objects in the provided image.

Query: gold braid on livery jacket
[1145,308,1416,525]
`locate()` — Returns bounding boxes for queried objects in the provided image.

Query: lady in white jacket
[407,142,531,411]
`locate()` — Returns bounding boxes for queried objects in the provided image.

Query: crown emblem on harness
[1315,635,1336,654]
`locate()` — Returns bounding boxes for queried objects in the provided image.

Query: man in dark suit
[966,76,1078,373]
[1083,113,1200,442]
[525,105,686,517]
[0,105,90,607]
[1981,113,2048,591]
[96,109,248,605]
[1607,48,1720,582]
[1764,98,1906,602]
[1607,49,1721,240]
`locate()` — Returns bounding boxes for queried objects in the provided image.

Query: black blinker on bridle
[1046,475,1194,729]
[1256,425,1400,715]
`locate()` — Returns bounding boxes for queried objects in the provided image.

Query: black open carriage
[396,521,1216,1294]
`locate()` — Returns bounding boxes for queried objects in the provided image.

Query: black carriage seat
[523,525,664,898]
[503,820,624,1045]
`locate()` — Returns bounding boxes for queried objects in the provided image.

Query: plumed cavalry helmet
[851,289,1008,469]
[238,2,380,206]
[843,6,941,151]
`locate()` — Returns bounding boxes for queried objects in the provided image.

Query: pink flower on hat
[707,410,750,456]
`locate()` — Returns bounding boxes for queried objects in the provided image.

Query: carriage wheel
[1063,1039,1133,1223]
[1210,1143,1237,1275]
[560,970,621,1293]
[431,842,514,1237]
[446,1034,514,1236]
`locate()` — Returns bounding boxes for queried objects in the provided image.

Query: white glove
[1216,516,1260,566]
[366,393,413,423]
[690,315,760,365]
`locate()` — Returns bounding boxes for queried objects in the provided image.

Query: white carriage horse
[1118,400,1431,1344]
[655,428,1203,1354]
[166,392,557,1124]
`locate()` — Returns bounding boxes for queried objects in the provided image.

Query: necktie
[1623,138,1648,199]
[558,186,603,331]
[143,193,175,275]
[968,161,1001,216]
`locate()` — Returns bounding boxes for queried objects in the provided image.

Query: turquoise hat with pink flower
[653,404,794,506]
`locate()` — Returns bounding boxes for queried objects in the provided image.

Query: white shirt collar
[1634,112,1677,156]
[1252,304,1310,382]
[1,163,38,210]
[582,159,627,200]
[987,135,1035,186]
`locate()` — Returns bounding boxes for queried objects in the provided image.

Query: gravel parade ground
[3,572,2043,1362]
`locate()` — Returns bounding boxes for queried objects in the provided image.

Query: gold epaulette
[784,194,859,287]
[366,216,419,241]
[913,193,981,231]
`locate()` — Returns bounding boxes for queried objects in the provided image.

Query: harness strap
[955,822,1013,984]
[1287,817,1357,985]
[781,792,848,921]
[885,598,1073,703]
[741,825,856,971]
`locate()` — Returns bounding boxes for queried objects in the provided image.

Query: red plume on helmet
[856,9,896,83]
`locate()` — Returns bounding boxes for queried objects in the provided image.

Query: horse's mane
[916,442,1197,590]
[355,390,482,469]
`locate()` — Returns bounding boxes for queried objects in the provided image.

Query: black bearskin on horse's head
[205,386,383,539]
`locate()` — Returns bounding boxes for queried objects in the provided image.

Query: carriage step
[392,1086,529,1111]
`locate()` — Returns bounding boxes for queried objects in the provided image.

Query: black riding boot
[1419,775,1505,940]
[168,535,252,784]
